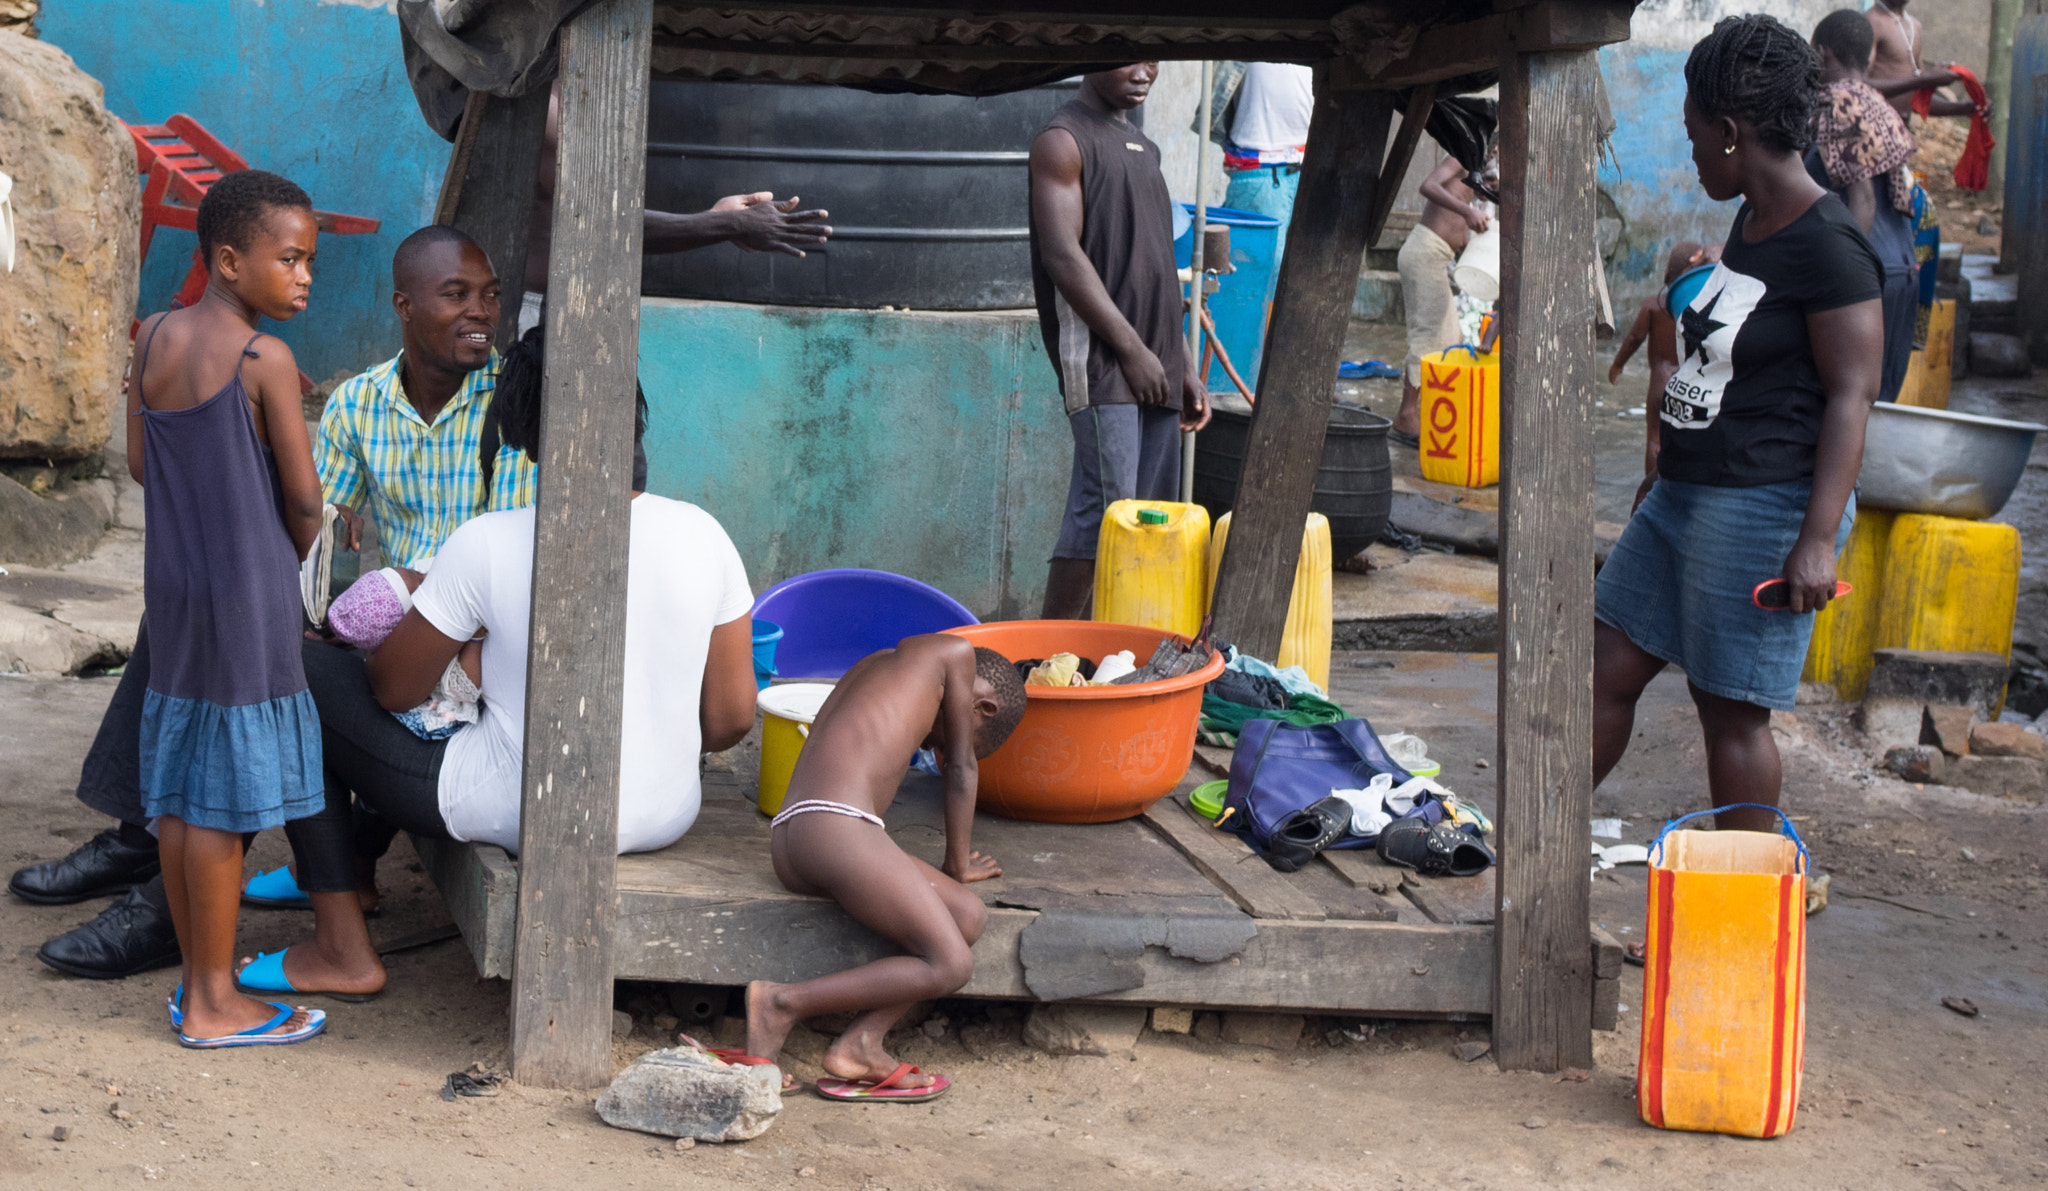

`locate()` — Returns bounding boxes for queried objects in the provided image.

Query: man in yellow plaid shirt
[317,226,536,570]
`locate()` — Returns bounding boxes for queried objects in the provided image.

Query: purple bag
[1221,717,1438,856]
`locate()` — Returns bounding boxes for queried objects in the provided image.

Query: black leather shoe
[9,826,161,905]
[36,886,181,979]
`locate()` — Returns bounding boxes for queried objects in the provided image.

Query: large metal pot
[1858,402,2045,519]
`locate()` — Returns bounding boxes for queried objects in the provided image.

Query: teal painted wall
[39,0,448,381]
[638,300,1070,619]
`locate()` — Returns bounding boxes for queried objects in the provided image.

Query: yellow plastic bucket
[1207,510,1333,690]
[755,683,835,816]
[1094,499,1212,637]
[1416,347,1501,488]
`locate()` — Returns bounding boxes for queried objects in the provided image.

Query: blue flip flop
[178,1002,325,1050]
[241,867,311,910]
[167,984,183,1031]
[236,949,380,1004]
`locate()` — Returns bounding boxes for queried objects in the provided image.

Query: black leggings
[289,641,452,892]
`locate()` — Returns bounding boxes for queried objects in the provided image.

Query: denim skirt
[1594,477,1854,711]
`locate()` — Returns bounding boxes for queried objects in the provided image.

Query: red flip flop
[814,1062,950,1104]
[705,1045,799,1092]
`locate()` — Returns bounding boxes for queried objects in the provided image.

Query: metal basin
[1858,401,2045,519]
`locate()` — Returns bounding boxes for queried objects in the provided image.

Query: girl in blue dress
[127,170,330,1048]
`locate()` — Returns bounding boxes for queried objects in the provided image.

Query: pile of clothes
[1013,637,1216,689]
[1198,645,1345,745]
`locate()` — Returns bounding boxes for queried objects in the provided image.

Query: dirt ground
[3,649,2046,1190]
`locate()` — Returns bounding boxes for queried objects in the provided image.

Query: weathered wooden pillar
[1208,81,1394,660]
[435,85,551,351]
[510,0,652,1090]
[1491,44,1601,1073]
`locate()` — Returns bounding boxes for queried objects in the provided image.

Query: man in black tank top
[1029,64,1212,619]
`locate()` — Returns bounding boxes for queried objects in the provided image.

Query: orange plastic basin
[943,620,1224,823]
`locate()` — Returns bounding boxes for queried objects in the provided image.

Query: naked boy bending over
[745,635,1027,1102]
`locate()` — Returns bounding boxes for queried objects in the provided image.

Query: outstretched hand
[945,850,1002,884]
[715,193,833,257]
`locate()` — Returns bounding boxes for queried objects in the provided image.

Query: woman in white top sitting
[247,329,757,1002]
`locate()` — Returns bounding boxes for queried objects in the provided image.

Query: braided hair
[1684,14,1821,155]
[479,324,650,505]
[195,169,312,262]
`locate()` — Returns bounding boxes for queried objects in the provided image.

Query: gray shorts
[1053,403,1183,560]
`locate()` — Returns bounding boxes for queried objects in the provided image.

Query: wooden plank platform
[421,768,1503,1016]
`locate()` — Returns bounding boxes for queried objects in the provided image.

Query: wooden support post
[1491,46,1601,1074]
[434,85,550,351]
[508,0,651,1090]
[1208,82,1394,660]
[1367,82,1436,248]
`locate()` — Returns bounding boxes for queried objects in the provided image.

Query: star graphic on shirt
[1680,289,1726,366]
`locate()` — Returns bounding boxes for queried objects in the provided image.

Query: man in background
[1219,63,1315,260]
[1029,63,1210,620]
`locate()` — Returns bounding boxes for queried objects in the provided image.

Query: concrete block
[1857,700,1930,752]
[1971,722,2046,760]
[1866,650,2010,719]
[1149,1007,1194,1035]
[1883,745,1946,783]
[1921,704,1975,756]
[1947,755,2048,802]
[1022,1005,1147,1057]
[1352,269,1406,324]
[595,1046,783,1142]
[1219,1012,1305,1051]
[1969,332,2031,377]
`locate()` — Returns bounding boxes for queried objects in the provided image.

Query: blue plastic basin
[1175,204,1283,395]
[1667,263,1716,320]
[751,568,979,680]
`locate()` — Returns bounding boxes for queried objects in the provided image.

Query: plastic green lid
[1137,509,1169,525]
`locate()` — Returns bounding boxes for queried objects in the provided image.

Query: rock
[1192,1013,1222,1043]
[1969,332,2032,378]
[1971,721,2046,760]
[1452,1039,1491,1062]
[920,1016,947,1040]
[1523,1116,1549,1129]
[0,35,140,460]
[50,1125,68,1142]
[1795,682,1838,706]
[595,1046,783,1143]
[613,1010,634,1038]
[1149,1007,1194,1035]
[1022,1004,1147,1057]
[0,466,112,566]
[1868,649,2011,714]
[1883,745,1945,783]
[1947,755,2048,802]
[1921,704,1975,757]
[0,599,121,675]
[1219,1012,1305,1051]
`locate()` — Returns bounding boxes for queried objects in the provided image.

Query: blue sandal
[178,1002,325,1050]
[241,867,311,910]
[236,949,380,1004]
[167,984,183,1031]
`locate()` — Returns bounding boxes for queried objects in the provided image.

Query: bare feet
[1393,381,1422,439]
[236,941,385,999]
[820,1023,933,1089]
[744,980,802,1063]
[180,987,313,1041]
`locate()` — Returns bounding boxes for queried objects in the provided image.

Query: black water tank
[1193,398,1394,561]
[642,79,1076,310]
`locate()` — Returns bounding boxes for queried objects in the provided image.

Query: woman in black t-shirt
[1593,16,1884,834]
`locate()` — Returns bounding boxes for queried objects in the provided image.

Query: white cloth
[1229,64,1314,161]
[517,290,545,336]
[1329,773,1450,838]
[412,494,753,853]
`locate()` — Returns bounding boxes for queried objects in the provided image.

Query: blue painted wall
[638,300,1071,618]
[39,0,448,381]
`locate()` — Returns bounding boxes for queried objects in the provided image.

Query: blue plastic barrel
[750,618,785,690]
[751,569,979,680]
[1175,204,1284,394]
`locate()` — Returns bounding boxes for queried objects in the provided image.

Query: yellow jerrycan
[1875,514,2021,663]
[1416,346,1501,488]
[1801,509,1896,701]
[1094,500,1212,637]
[1207,511,1333,691]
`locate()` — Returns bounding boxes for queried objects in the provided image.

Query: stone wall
[0,32,138,460]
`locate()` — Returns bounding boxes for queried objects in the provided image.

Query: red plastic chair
[120,115,381,390]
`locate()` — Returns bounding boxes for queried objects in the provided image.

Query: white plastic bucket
[1452,222,1500,303]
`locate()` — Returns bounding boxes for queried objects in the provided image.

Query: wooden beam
[1208,80,1394,660]
[652,34,1333,65]
[1141,798,1328,921]
[508,0,652,1091]
[1367,81,1437,248]
[1490,44,1600,1074]
[435,86,550,352]
[1330,0,1635,90]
